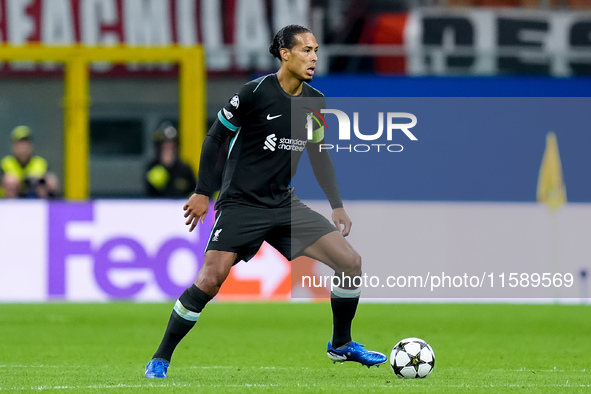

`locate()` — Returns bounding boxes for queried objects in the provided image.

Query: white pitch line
[445,384,591,389]
[185,365,308,370]
[2,382,591,391]
[489,368,588,373]
[0,383,283,391]
[1,384,187,391]
[0,365,308,370]
[0,365,70,368]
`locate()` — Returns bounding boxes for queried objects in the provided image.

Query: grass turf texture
[0,303,589,393]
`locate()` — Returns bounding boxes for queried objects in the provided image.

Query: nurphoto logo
[306,108,418,153]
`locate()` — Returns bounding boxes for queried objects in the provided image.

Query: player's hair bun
[269,31,284,59]
[269,25,311,60]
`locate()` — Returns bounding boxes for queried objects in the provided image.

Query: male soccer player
[145,25,387,378]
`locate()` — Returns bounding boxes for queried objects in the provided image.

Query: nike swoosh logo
[267,114,282,120]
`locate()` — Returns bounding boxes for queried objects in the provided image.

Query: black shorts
[205,196,336,263]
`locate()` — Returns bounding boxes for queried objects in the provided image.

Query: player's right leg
[146,203,270,378]
[145,250,236,378]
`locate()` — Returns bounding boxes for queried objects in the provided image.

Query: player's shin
[330,276,361,349]
[152,284,213,362]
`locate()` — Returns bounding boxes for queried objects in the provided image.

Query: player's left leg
[301,231,360,348]
[302,233,387,367]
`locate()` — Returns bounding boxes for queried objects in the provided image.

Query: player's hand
[183,193,209,232]
[332,207,352,237]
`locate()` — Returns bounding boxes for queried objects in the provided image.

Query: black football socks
[330,281,361,349]
[152,284,213,362]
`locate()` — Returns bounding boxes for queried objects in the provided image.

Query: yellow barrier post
[179,46,206,176]
[64,51,90,200]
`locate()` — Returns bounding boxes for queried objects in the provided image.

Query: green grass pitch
[1,302,590,393]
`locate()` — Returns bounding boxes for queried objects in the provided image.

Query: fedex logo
[47,202,207,299]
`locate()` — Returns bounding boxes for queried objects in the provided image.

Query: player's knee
[194,258,231,296]
[195,270,226,296]
[198,276,224,295]
[350,251,362,276]
[338,250,362,277]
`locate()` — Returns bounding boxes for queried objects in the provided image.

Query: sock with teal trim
[152,285,213,362]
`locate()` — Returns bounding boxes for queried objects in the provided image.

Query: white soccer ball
[390,337,435,378]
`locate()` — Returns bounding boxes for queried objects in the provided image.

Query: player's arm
[185,84,253,232]
[195,116,235,198]
[307,141,352,236]
[184,116,235,231]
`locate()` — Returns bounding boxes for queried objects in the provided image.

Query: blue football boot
[145,359,169,378]
[327,341,387,368]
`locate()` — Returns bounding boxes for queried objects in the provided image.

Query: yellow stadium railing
[0,45,206,200]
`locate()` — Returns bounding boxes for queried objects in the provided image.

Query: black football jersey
[215,73,325,208]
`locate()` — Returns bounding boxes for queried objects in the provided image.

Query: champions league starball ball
[390,337,435,378]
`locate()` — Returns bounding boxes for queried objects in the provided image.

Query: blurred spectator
[145,123,196,198]
[1,126,59,198]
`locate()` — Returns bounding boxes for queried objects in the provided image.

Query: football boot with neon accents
[327,341,387,368]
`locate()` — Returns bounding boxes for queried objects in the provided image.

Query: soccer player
[145,25,387,378]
